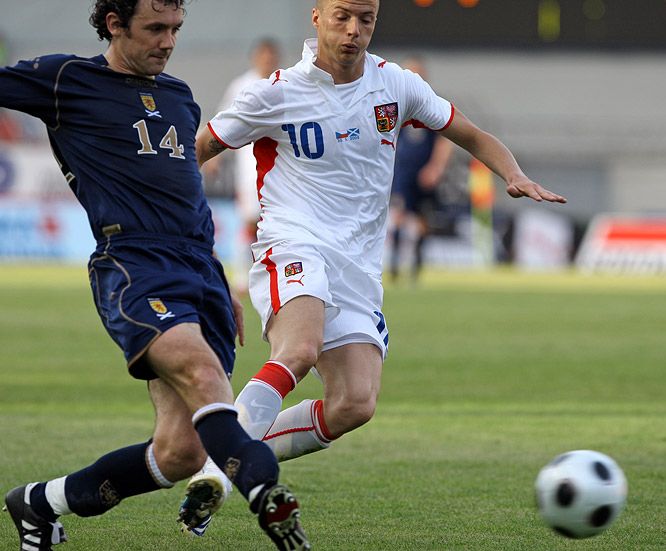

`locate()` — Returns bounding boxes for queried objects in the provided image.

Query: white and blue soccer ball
[535,450,628,539]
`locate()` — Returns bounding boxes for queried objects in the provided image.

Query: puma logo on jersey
[287,275,305,286]
[381,139,395,149]
[272,70,288,85]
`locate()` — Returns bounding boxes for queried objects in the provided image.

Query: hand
[417,164,441,190]
[230,292,245,346]
[506,176,567,203]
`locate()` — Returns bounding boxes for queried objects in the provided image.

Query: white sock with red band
[235,361,297,440]
[262,399,334,462]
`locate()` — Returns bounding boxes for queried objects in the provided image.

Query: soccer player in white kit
[179,0,567,536]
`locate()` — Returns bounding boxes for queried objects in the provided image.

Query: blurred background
[1,0,665,277]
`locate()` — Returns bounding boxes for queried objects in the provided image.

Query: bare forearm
[442,109,566,203]
[448,126,523,185]
[195,127,226,168]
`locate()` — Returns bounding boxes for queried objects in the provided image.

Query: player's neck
[103,46,156,80]
[314,56,364,84]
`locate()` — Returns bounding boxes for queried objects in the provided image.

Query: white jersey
[208,39,454,276]
[216,69,264,221]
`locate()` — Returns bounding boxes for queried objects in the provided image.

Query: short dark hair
[89,0,187,41]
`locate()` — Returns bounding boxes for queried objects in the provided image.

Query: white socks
[235,380,284,440]
[263,400,331,462]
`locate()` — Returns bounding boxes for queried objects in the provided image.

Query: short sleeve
[402,70,454,132]
[208,79,279,150]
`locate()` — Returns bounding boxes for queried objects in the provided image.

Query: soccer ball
[535,450,627,539]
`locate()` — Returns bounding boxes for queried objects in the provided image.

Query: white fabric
[192,402,239,426]
[248,240,389,358]
[235,380,284,439]
[216,69,264,221]
[262,400,330,462]
[208,38,454,279]
[146,443,175,488]
[44,476,71,516]
[335,77,362,109]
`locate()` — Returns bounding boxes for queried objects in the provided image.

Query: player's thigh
[316,342,383,404]
[149,378,207,477]
[249,242,333,339]
[266,295,326,377]
[146,322,235,407]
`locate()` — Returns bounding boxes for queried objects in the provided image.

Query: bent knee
[275,341,321,377]
[153,439,207,480]
[327,397,377,436]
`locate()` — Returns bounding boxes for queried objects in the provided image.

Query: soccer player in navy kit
[389,57,454,283]
[0,1,309,550]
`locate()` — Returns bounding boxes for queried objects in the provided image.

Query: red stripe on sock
[252,361,296,399]
[314,399,335,441]
[262,426,314,441]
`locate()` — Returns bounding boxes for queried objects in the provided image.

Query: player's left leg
[3,374,211,550]
[4,430,179,550]
[262,342,383,461]
[411,210,431,282]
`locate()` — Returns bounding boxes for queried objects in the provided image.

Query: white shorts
[248,240,389,358]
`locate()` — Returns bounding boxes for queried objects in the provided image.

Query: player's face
[112,0,184,77]
[313,0,379,80]
[253,45,281,79]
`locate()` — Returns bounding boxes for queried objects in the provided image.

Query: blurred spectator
[0,108,22,141]
[389,56,454,282]
[0,32,20,141]
[0,31,44,143]
[204,37,281,293]
[0,30,8,66]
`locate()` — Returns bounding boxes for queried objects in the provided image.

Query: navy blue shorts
[88,233,236,380]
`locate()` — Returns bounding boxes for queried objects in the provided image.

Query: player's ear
[312,7,320,30]
[106,12,124,39]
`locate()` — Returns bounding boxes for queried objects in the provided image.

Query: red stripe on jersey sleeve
[438,103,456,131]
[261,247,281,314]
[401,119,427,129]
[401,104,455,132]
[206,122,238,150]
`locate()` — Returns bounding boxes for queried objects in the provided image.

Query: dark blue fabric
[63,441,159,517]
[0,54,213,245]
[195,410,279,504]
[88,234,236,379]
[392,126,438,212]
[30,441,159,518]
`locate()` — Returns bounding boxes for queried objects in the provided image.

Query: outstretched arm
[196,125,227,168]
[441,109,566,203]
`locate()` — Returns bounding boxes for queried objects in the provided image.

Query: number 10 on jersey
[281,122,324,160]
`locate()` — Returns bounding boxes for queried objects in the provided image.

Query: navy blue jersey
[0,54,214,245]
[392,125,438,198]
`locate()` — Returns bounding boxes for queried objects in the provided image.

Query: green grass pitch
[1,265,665,550]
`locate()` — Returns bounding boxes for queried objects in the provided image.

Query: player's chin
[338,52,362,66]
[146,57,169,75]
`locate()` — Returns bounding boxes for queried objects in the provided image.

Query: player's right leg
[147,323,310,549]
[179,295,323,537]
